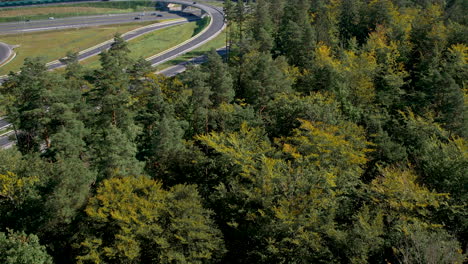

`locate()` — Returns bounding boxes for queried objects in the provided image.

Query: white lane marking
[0,42,13,66]
[0,50,16,67]
[148,2,226,66]
[19,25,82,32]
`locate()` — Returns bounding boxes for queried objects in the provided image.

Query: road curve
[146,0,225,66]
[2,0,225,72]
[0,42,12,65]
[1,0,226,148]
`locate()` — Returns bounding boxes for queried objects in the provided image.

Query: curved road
[1,0,225,74]
[1,0,224,70]
[0,42,12,65]
[0,0,226,148]
[147,0,225,66]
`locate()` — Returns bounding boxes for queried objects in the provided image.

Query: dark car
[157,14,163,17]
[193,1,197,4]
[134,17,141,20]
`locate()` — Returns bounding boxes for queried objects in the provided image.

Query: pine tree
[86,35,142,179]
[180,65,212,135]
[249,0,274,52]
[0,58,64,153]
[203,49,234,106]
[0,229,52,264]
[238,51,292,109]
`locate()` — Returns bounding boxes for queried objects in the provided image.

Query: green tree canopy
[76,176,225,264]
[0,229,52,264]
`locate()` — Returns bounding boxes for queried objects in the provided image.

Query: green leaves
[0,171,38,207]
[198,119,371,262]
[0,2,465,262]
[393,222,466,264]
[369,167,448,220]
[237,51,292,108]
[0,229,52,264]
[76,176,225,264]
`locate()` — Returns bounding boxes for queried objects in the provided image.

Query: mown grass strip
[0,21,155,75]
[81,21,199,69]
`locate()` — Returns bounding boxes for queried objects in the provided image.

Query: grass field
[0,1,156,23]
[80,21,200,69]
[0,21,157,75]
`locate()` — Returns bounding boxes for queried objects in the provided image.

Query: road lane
[46,17,198,69]
[0,42,12,65]
[0,130,14,149]
[147,0,225,66]
[0,117,11,130]
[0,1,226,149]
[0,11,187,35]
[1,0,225,72]
[158,47,227,77]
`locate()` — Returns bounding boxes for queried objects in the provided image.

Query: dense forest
[0,0,467,263]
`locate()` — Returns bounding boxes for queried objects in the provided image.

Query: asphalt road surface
[46,16,198,69]
[0,11,184,35]
[0,117,11,129]
[147,0,225,66]
[0,42,12,65]
[0,131,14,149]
[0,0,226,148]
[1,0,225,73]
[158,47,227,77]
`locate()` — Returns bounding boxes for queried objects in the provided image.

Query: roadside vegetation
[80,21,200,68]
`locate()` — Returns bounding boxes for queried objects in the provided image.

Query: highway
[1,1,225,70]
[46,17,198,69]
[0,11,184,35]
[0,118,10,129]
[45,1,226,68]
[158,47,227,76]
[146,0,225,66]
[0,131,14,149]
[0,42,12,65]
[0,0,226,149]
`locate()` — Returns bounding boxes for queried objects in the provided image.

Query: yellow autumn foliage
[0,171,38,203]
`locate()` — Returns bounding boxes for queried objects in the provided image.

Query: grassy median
[80,21,199,69]
[0,21,158,75]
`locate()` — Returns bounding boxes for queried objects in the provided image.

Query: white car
[48,17,55,20]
